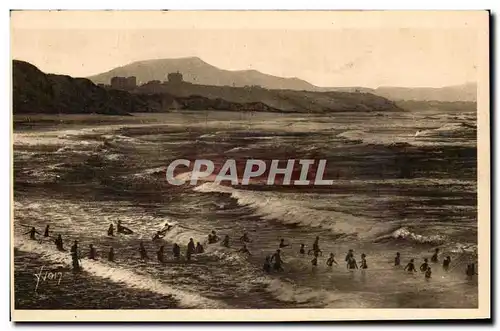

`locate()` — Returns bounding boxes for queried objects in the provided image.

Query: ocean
[13,109,478,309]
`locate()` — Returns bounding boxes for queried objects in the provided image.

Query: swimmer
[466,263,477,277]
[107,223,114,236]
[186,238,195,261]
[420,258,429,272]
[443,256,451,271]
[326,253,338,267]
[238,244,252,255]
[108,247,115,262]
[404,259,416,272]
[24,227,41,240]
[394,252,401,266]
[208,230,219,244]
[299,244,305,255]
[117,220,133,234]
[157,245,165,263]
[271,249,285,272]
[239,232,252,243]
[263,256,272,273]
[70,241,80,271]
[88,244,97,260]
[308,236,322,256]
[195,242,204,254]
[172,243,181,259]
[431,248,439,263]
[139,242,149,260]
[54,234,64,251]
[311,253,318,267]
[425,267,432,279]
[345,249,354,265]
[152,231,163,241]
[222,235,230,248]
[360,253,368,269]
[279,239,289,248]
[162,222,173,232]
[347,256,358,270]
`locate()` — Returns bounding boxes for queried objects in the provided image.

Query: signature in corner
[33,265,63,292]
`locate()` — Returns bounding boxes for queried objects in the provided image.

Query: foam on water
[194,183,391,238]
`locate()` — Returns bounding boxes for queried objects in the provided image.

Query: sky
[10,11,486,88]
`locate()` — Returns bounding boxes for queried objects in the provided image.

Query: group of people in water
[23,223,477,279]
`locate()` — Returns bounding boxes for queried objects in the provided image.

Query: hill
[134,82,402,113]
[12,60,151,115]
[373,83,477,102]
[88,57,317,91]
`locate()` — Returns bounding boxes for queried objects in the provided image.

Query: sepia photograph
[9,10,490,321]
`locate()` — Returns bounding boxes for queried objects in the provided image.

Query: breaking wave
[194,183,392,238]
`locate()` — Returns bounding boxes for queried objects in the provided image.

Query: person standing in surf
[172,243,181,259]
[311,251,319,268]
[345,249,354,266]
[420,258,430,272]
[54,234,64,251]
[195,242,204,254]
[326,253,338,267]
[347,256,358,270]
[431,248,440,263]
[360,253,368,269]
[107,223,114,237]
[186,238,195,261]
[394,252,401,266]
[425,267,432,279]
[404,259,416,272]
[24,226,41,240]
[271,249,285,272]
[108,247,115,262]
[70,240,81,271]
[443,256,451,271]
[240,232,252,243]
[308,236,322,256]
[263,255,272,273]
[88,244,97,260]
[157,245,165,263]
[43,225,50,237]
[139,242,149,260]
[222,235,230,248]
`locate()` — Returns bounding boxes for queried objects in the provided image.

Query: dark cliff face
[12,60,151,115]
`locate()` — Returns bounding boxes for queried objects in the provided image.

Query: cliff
[12,60,151,115]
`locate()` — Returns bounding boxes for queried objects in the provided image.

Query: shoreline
[13,249,179,310]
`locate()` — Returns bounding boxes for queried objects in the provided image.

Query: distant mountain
[13,60,152,115]
[88,57,317,91]
[373,83,477,102]
[88,57,476,103]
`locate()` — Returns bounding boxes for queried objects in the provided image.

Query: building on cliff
[110,76,137,90]
[167,71,183,84]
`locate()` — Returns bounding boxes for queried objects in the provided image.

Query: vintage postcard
[10,10,490,321]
